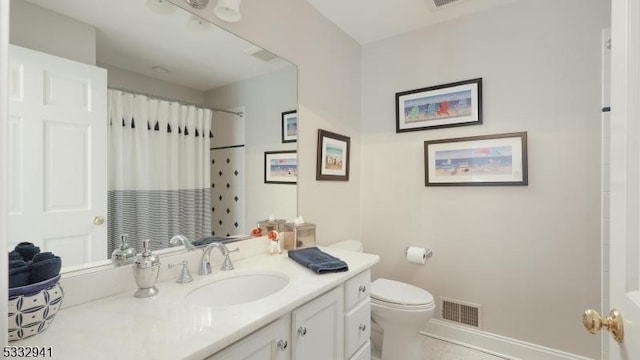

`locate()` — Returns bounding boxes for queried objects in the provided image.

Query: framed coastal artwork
[396,78,482,133]
[424,132,528,186]
[281,110,297,143]
[316,129,350,181]
[264,150,297,184]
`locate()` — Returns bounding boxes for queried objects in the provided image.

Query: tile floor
[421,336,507,360]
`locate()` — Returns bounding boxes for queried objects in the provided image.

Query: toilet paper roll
[406,246,427,264]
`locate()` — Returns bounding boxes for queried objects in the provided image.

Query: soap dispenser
[133,239,160,298]
[111,234,136,265]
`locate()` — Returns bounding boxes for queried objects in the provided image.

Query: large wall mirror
[6,0,298,272]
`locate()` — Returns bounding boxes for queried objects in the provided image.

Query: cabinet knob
[359,285,367,293]
[297,326,307,336]
[277,339,288,351]
[359,324,367,332]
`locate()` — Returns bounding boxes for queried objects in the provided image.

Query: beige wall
[360,0,608,357]
[205,66,298,232]
[10,0,95,65]
[174,0,362,245]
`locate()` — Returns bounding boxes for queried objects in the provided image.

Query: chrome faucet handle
[220,247,240,271]
[168,260,193,283]
[170,235,194,251]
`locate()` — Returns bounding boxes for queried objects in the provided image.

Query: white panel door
[8,45,107,267]
[607,0,640,358]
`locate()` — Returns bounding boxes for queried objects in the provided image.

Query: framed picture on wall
[282,110,297,143]
[264,150,297,184]
[316,129,350,181]
[396,78,482,133]
[424,132,528,186]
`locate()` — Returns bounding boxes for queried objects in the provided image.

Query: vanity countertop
[14,247,379,360]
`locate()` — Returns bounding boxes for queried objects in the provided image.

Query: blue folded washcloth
[8,251,23,261]
[14,242,40,261]
[9,260,31,288]
[287,247,349,274]
[30,256,62,284]
[192,236,230,247]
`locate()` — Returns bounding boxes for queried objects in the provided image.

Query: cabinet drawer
[350,340,370,360]
[345,300,370,358]
[345,270,370,310]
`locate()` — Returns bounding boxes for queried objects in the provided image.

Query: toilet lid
[371,278,434,306]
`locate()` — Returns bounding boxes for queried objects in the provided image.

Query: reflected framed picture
[264,150,297,184]
[424,132,527,186]
[282,110,297,143]
[316,129,350,181]
[396,78,482,133]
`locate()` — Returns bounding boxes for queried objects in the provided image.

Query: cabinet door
[208,315,290,360]
[292,287,345,360]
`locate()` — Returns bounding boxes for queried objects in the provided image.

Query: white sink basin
[186,271,289,307]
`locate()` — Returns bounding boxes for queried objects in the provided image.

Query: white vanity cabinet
[207,270,371,360]
[344,270,371,360]
[207,315,291,360]
[291,286,344,360]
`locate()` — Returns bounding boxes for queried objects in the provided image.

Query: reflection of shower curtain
[107,90,212,254]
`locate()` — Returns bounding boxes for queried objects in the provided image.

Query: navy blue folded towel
[8,246,62,287]
[14,242,41,261]
[30,255,62,284]
[287,247,349,274]
[192,236,230,247]
[9,260,31,288]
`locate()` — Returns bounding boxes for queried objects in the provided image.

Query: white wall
[9,0,95,65]
[360,0,608,358]
[205,66,298,231]
[172,0,362,245]
[104,64,206,105]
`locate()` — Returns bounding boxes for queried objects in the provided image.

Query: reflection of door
[605,1,640,359]
[7,45,107,267]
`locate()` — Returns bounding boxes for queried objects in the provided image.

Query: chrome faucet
[199,242,239,275]
[170,235,194,251]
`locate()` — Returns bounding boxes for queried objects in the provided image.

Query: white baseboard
[422,319,596,360]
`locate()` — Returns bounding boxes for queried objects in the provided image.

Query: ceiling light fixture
[146,0,177,14]
[185,0,209,10]
[214,0,242,22]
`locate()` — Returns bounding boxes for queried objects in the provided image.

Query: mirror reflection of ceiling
[24,0,291,91]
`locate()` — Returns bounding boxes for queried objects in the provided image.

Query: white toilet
[329,241,435,360]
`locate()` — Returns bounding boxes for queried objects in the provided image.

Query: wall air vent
[244,46,281,63]
[429,0,467,10]
[441,297,482,329]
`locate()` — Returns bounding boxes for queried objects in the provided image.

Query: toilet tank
[329,240,363,252]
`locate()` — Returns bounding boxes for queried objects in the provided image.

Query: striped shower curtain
[107,90,212,254]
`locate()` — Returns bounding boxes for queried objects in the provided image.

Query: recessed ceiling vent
[429,0,467,10]
[244,46,281,63]
[441,297,482,329]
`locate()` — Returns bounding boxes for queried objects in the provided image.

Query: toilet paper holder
[404,247,433,258]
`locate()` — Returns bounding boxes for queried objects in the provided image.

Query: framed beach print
[316,129,350,181]
[424,132,527,186]
[396,78,482,133]
[264,150,297,184]
[282,110,297,143]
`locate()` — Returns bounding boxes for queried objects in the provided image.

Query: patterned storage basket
[8,275,64,341]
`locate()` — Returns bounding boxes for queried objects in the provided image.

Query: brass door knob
[92,216,105,225]
[583,309,624,343]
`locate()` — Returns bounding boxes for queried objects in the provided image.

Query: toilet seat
[371,278,434,308]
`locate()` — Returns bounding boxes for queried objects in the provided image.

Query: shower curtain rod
[108,87,244,117]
